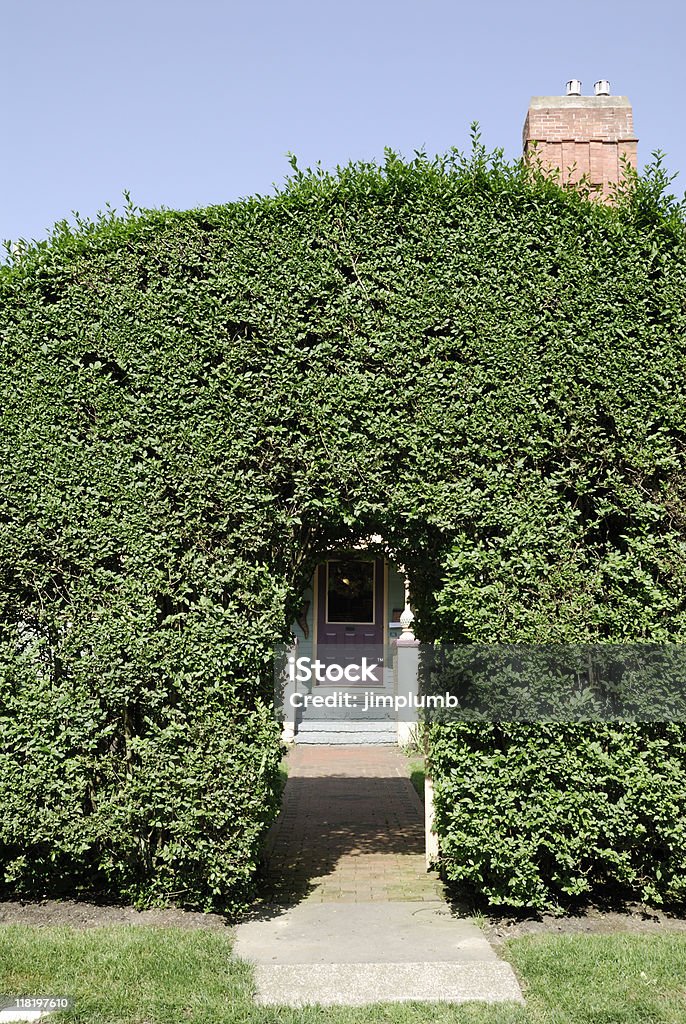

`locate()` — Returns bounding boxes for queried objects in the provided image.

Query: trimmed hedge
[429,722,686,912]
[0,586,284,911]
[1,140,686,910]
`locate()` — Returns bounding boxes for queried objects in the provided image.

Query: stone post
[394,573,440,869]
[424,775,439,869]
[395,574,419,747]
[280,640,298,744]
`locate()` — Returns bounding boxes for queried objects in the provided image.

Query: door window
[325,559,375,624]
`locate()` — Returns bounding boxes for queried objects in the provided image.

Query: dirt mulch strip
[484,905,686,948]
[0,899,229,930]
[3,898,686,945]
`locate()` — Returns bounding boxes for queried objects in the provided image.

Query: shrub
[0,594,284,911]
[429,722,686,912]
[1,141,685,910]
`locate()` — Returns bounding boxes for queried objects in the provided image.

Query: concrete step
[294,737,398,746]
[295,734,397,745]
[297,720,397,731]
[297,707,396,720]
[295,720,398,744]
[296,690,397,725]
[235,902,524,1007]
[252,961,524,1006]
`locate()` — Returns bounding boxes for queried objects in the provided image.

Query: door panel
[316,557,384,678]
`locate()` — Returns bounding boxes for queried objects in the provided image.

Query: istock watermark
[0,996,74,1013]
[274,645,460,724]
[287,655,381,684]
[274,643,686,723]
[287,689,459,711]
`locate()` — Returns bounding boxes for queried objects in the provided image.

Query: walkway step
[297,710,397,721]
[236,901,495,963]
[251,961,524,1007]
[235,902,524,1007]
[296,720,396,730]
[295,732,397,744]
[295,720,397,745]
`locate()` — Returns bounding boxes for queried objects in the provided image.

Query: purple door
[317,557,384,654]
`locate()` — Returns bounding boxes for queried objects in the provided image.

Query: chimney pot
[566,80,582,96]
[594,80,611,96]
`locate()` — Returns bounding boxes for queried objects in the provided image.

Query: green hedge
[1,140,685,910]
[429,722,686,912]
[0,672,280,910]
[0,594,283,911]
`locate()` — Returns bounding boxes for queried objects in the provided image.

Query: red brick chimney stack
[522,81,638,198]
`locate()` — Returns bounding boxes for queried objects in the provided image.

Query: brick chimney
[522,81,638,198]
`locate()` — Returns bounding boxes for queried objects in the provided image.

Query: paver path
[235,745,524,1006]
[260,744,443,903]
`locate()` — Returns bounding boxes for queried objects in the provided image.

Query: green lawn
[1,925,686,1023]
[407,758,425,804]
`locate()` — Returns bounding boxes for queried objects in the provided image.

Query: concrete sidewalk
[235,746,524,1007]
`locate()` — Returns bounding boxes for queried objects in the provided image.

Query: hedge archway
[2,143,686,910]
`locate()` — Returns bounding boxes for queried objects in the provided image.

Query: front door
[316,557,384,673]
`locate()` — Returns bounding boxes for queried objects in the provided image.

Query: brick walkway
[260,745,444,904]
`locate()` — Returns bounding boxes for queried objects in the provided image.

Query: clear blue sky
[3,0,684,245]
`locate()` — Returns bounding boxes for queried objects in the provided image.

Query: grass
[0,926,250,1024]
[1,926,686,1022]
[407,758,425,804]
[278,756,289,795]
[510,932,686,1022]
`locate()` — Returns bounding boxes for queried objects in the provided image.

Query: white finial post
[280,639,298,743]
[397,574,417,647]
[395,570,419,748]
